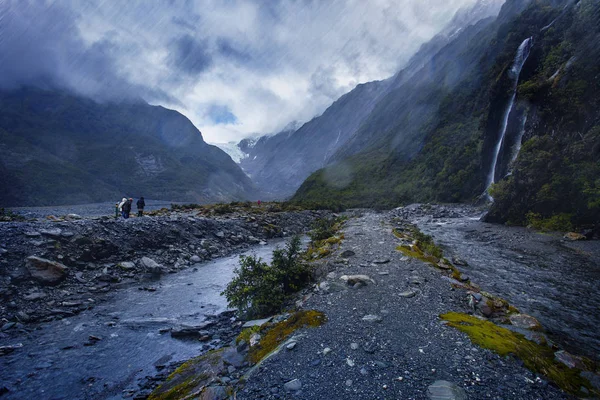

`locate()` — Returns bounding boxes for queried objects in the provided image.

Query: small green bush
[222,236,312,318]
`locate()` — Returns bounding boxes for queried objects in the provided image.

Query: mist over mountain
[221,0,506,199]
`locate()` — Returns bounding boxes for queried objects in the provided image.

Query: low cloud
[0,0,493,143]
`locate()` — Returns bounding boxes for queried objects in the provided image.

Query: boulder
[25,256,68,285]
[563,232,586,241]
[139,257,164,275]
[340,275,375,286]
[190,255,202,263]
[509,314,542,331]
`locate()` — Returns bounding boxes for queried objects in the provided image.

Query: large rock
[340,275,375,286]
[509,314,542,331]
[139,257,164,275]
[25,256,68,285]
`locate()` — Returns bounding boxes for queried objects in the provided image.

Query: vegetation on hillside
[293,0,600,229]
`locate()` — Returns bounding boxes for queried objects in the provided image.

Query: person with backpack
[118,197,128,218]
[122,198,133,219]
[136,197,145,217]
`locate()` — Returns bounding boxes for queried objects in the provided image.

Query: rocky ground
[234,209,579,399]
[0,207,327,331]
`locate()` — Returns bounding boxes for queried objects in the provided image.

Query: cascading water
[484,37,532,201]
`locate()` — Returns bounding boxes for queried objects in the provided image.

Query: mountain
[295,0,600,228]
[0,88,256,206]
[224,0,505,200]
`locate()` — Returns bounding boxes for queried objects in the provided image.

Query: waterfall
[484,37,532,200]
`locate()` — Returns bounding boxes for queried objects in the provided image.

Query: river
[408,208,600,364]
[0,239,287,400]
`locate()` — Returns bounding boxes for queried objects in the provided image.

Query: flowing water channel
[412,211,600,364]
[0,239,287,400]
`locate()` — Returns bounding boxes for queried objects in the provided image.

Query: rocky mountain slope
[0,88,257,206]
[295,0,600,228]
[224,0,505,199]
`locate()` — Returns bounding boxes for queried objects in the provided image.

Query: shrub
[222,236,312,318]
[526,212,573,232]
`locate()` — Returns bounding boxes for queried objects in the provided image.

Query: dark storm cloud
[0,1,180,104]
[0,0,497,142]
[217,38,253,64]
[169,34,213,75]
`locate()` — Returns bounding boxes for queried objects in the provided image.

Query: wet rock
[340,250,356,258]
[222,347,245,368]
[509,314,542,331]
[340,275,375,286]
[283,379,302,392]
[25,256,68,285]
[427,380,467,400]
[139,257,164,275]
[171,323,213,339]
[563,232,586,241]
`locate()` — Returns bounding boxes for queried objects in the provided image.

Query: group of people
[116,197,145,219]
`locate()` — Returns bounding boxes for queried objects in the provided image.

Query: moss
[441,312,597,396]
[249,310,326,364]
[396,244,440,265]
[236,325,260,344]
[149,349,224,400]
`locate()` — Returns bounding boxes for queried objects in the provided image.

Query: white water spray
[484,37,532,200]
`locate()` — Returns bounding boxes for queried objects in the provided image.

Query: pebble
[286,341,297,350]
[362,314,382,323]
[399,289,417,298]
[283,379,302,392]
[323,347,332,355]
[427,380,467,400]
[350,343,359,350]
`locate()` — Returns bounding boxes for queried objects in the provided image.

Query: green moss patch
[249,310,326,364]
[441,312,596,396]
[148,349,225,400]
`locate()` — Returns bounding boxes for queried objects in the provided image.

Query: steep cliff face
[0,88,256,206]
[295,0,600,228]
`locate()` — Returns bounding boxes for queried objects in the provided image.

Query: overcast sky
[0,0,485,143]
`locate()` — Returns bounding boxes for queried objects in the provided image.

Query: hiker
[114,202,119,219]
[137,197,145,217]
[122,198,133,219]
[118,197,127,218]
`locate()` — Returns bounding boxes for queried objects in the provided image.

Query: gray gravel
[238,211,569,399]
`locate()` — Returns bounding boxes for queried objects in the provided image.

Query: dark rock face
[0,88,256,206]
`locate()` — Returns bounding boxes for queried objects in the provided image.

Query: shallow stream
[412,212,600,363]
[0,239,286,400]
